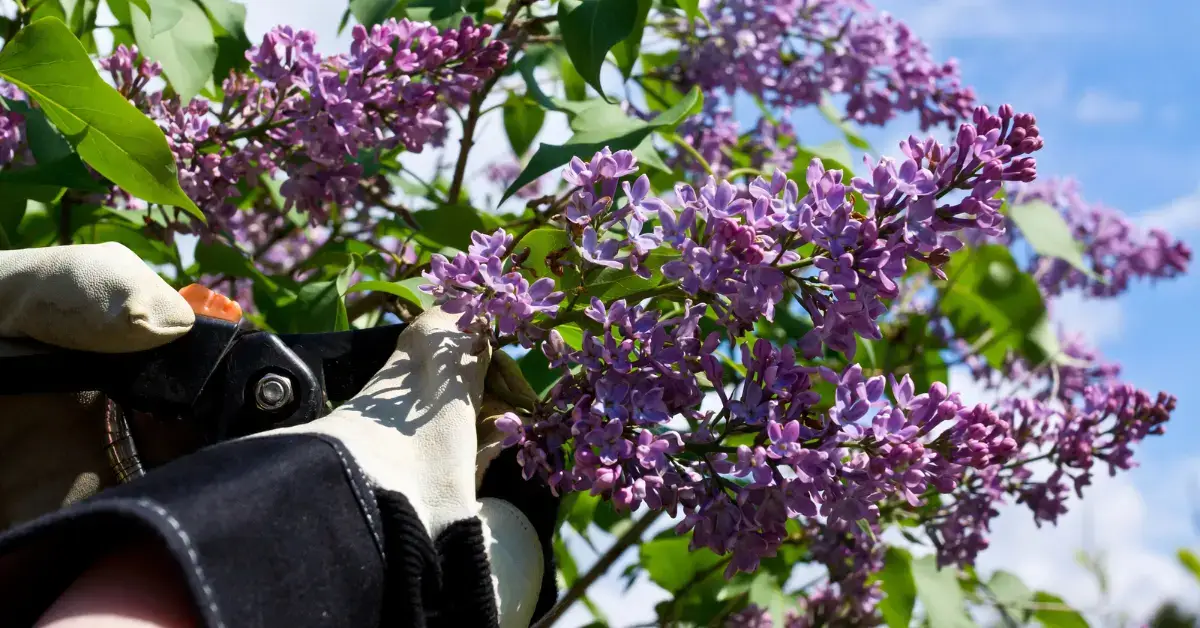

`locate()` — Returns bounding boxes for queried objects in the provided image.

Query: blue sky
[869,0,1200,505]
[836,0,1200,617]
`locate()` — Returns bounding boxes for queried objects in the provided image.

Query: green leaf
[501,86,702,202]
[818,94,870,150]
[194,240,272,285]
[639,537,724,593]
[344,278,434,312]
[74,222,178,265]
[1009,200,1096,279]
[0,18,202,220]
[675,0,707,26]
[557,0,641,99]
[747,571,795,624]
[911,555,974,628]
[195,0,247,37]
[513,227,571,279]
[0,196,26,248]
[878,547,917,628]
[577,249,678,304]
[515,47,562,112]
[988,571,1035,622]
[132,0,218,102]
[565,490,600,534]
[941,245,1057,368]
[349,0,400,26]
[411,203,486,251]
[0,156,105,194]
[555,533,578,584]
[1032,592,1088,628]
[611,0,651,79]
[517,348,559,398]
[560,53,588,101]
[555,323,584,350]
[292,259,358,333]
[502,94,545,158]
[1178,549,1200,583]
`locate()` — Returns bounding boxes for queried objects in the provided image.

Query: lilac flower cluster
[421,229,564,338]
[494,291,1019,583]
[930,326,1176,568]
[1010,178,1192,297]
[536,105,1041,359]
[0,82,25,168]
[676,0,976,131]
[97,19,506,238]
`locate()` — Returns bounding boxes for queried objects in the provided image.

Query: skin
[34,542,199,628]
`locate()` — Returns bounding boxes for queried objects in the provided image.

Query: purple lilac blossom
[421,228,565,339]
[677,0,975,132]
[96,20,506,238]
[1010,178,1192,297]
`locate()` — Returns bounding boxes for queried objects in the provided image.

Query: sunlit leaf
[0,18,201,220]
[557,0,640,98]
[132,0,218,102]
[878,547,917,628]
[1010,200,1098,279]
[501,86,702,202]
[911,555,974,628]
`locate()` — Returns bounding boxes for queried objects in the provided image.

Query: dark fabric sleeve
[0,433,418,628]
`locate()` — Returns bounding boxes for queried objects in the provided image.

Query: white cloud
[1050,291,1125,346]
[1075,90,1143,125]
[1139,186,1200,233]
[893,0,1110,45]
[974,459,1200,624]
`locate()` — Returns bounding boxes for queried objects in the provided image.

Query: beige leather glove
[0,243,544,627]
[260,308,545,627]
[0,243,195,526]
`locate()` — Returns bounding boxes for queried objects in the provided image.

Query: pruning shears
[0,285,408,480]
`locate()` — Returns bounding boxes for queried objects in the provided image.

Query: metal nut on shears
[254,373,294,411]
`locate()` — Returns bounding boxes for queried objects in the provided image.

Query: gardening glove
[0,243,557,627]
[0,242,196,527]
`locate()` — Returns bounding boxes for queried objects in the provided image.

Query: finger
[0,243,194,353]
[479,497,544,628]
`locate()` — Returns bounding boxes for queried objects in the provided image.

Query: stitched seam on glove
[310,433,387,561]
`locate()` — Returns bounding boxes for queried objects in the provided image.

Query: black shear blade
[278,324,407,404]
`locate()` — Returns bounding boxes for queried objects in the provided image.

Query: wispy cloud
[893,0,1111,45]
[1050,291,1125,346]
[1139,186,1200,233]
[1075,90,1143,124]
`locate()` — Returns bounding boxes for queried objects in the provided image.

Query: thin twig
[446,0,535,204]
[533,509,665,628]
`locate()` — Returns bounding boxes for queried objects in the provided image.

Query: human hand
[259,307,552,627]
[0,243,195,527]
[0,243,555,626]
